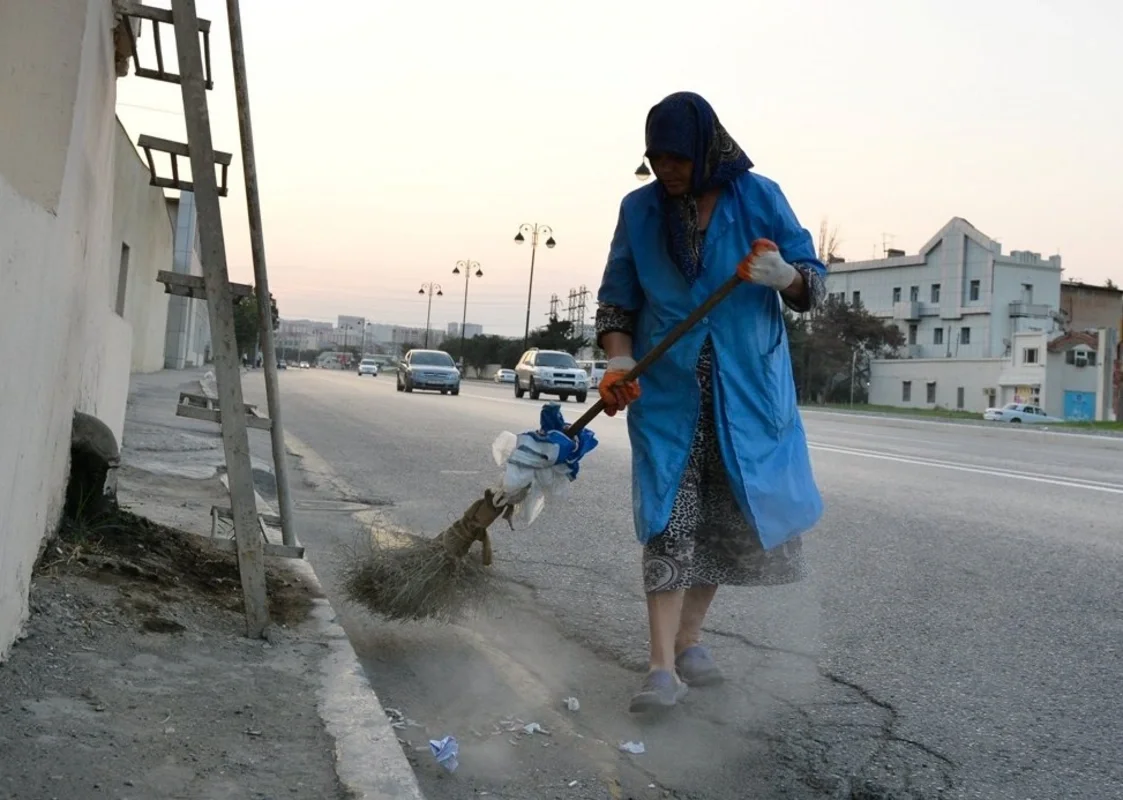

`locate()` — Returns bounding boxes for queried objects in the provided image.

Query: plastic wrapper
[491,403,598,527]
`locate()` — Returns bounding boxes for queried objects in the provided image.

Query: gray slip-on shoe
[675,645,724,687]
[629,668,688,713]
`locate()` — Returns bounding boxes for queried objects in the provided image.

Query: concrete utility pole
[225,0,297,548]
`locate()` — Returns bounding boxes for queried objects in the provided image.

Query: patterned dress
[596,263,825,594]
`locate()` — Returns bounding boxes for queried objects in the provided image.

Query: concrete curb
[289,560,426,800]
[201,374,424,799]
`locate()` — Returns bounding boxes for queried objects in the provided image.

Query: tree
[527,316,587,355]
[1106,278,1118,290]
[818,217,843,264]
[233,292,279,360]
[785,296,905,404]
[462,334,508,376]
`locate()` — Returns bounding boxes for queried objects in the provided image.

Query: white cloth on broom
[491,402,599,527]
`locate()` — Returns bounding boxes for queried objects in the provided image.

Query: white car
[357,358,380,377]
[513,348,589,403]
[577,359,607,388]
[493,368,516,384]
[982,402,1063,424]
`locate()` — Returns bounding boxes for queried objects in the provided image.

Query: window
[960,327,971,345]
[1068,349,1098,366]
[411,351,455,367]
[892,287,901,303]
[852,290,861,307]
[956,387,965,409]
[1021,283,1034,303]
[902,381,912,402]
[926,382,937,403]
[1023,347,1039,364]
[909,286,919,302]
[534,351,579,368]
[908,324,918,345]
[115,243,131,316]
[969,280,980,301]
[934,327,944,345]
[931,283,941,303]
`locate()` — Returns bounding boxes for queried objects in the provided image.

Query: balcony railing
[1009,302,1052,318]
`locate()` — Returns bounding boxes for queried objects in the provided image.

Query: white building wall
[110,119,173,372]
[826,219,1062,363]
[164,192,211,368]
[0,0,132,658]
[870,358,1006,412]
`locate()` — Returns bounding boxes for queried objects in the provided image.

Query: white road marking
[809,442,1123,495]
[802,408,1123,445]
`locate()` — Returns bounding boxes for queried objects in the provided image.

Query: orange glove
[736,238,799,291]
[598,356,640,417]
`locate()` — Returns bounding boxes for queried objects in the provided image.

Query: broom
[343,271,746,623]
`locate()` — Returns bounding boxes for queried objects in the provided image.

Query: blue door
[1063,390,1094,421]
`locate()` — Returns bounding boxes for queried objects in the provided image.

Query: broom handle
[563,273,744,437]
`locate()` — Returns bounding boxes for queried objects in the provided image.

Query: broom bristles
[341,489,508,623]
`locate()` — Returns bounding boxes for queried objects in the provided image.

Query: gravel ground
[0,505,350,800]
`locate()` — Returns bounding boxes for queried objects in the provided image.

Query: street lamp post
[514,223,556,351]
[452,260,482,367]
[418,282,443,349]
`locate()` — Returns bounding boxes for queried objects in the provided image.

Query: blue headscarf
[644,92,753,285]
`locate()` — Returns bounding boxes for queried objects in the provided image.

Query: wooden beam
[172,0,267,637]
[157,270,252,299]
[176,403,272,431]
[200,535,305,560]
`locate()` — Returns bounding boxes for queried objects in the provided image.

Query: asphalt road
[246,369,1123,800]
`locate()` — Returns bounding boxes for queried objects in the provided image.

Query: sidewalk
[0,370,424,800]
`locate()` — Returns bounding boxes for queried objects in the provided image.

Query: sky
[116,0,1122,338]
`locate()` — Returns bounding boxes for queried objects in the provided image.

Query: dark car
[396,349,461,395]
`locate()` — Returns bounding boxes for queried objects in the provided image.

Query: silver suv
[514,348,589,403]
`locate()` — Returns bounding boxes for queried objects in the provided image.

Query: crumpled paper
[491,403,598,526]
[429,735,459,772]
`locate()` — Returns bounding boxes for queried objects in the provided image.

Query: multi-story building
[447,322,484,338]
[825,217,1063,361]
[1059,281,1123,417]
[828,218,1115,419]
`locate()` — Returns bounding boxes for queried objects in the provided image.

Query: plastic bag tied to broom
[491,403,599,527]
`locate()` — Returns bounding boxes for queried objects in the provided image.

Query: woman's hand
[736,238,798,292]
[599,356,641,417]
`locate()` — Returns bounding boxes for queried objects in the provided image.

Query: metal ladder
[118,0,299,638]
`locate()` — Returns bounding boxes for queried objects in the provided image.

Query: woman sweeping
[596,91,827,712]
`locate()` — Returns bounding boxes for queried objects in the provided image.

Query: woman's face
[649,153,693,196]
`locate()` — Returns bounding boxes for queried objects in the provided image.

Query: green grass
[805,403,1123,431]
[808,403,979,420]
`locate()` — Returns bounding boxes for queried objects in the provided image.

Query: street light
[418,282,443,349]
[635,160,652,181]
[452,259,482,367]
[514,223,556,351]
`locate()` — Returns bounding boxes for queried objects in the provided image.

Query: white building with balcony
[825,217,1063,361]
[825,218,1114,418]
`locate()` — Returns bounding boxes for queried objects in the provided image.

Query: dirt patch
[0,508,348,800]
[45,505,317,627]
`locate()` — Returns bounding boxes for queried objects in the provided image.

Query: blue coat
[597,171,825,548]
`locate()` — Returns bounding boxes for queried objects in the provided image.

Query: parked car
[397,349,460,395]
[298,361,310,369]
[513,348,589,402]
[982,402,1064,424]
[277,360,288,370]
[576,359,608,388]
[493,368,516,384]
[357,358,380,377]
